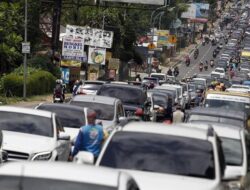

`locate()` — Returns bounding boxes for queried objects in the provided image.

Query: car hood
[121,170,220,190]
[224,165,246,180]
[2,131,55,155]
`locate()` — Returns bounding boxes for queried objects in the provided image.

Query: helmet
[56,79,61,84]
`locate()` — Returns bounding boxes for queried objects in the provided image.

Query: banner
[101,0,165,5]
[62,38,85,59]
[156,30,169,47]
[88,64,99,81]
[60,68,70,84]
[182,3,210,20]
[66,25,114,49]
[88,46,106,65]
[61,60,81,67]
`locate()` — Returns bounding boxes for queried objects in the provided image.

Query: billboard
[60,68,70,84]
[101,0,165,5]
[62,38,85,59]
[88,46,106,65]
[156,30,169,47]
[66,25,114,49]
[182,3,210,19]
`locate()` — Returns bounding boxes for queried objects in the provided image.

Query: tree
[0,2,23,74]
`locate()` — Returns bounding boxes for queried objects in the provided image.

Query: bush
[2,70,56,97]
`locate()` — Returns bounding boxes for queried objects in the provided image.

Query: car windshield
[221,138,243,166]
[205,99,250,115]
[215,69,224,73]
[152,94,168,108]
[143,78,158,84]
[98,86,146,105]
[70,101,114,121]
[37,106,85,128]
[82,84,102,91]
[0,112,53,137]
[100,132,215,179]
[151,75,165,80]
[188,115,244,128]
[193,80,205,86]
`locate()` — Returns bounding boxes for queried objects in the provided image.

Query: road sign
[22,42,30,54]
[169,35,177,44]
[148,43,156,49]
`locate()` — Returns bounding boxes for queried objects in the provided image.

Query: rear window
[37,106,85,128]
[97,86,146,105]
[0,112,53,137]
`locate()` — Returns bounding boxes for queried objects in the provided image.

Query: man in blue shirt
[71,109,105,161]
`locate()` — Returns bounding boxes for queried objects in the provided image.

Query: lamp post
[23,0,28,99]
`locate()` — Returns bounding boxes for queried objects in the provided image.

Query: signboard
[22,42,30,54]
[108,58,120,70]
[100,0,165,5]
[62,38,84,59]
[169,35,177,44]
[62,52,87,62]
[60,68,70,84]
[108,69,116,79]
[241,51,250,57]
[182,3,210,20]
[66,25,114,48]
[88,64,99,81]
[88,46,106,65]
[156,30,169,47]
[69,67,81,82]
[61,60,81,67]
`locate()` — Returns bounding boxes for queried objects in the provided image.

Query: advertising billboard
[88,46,106,65]
[101,0,165,5]
[181,3,210,20]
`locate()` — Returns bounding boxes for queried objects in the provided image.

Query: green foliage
[2,68,56,97]
[28,55,61,78]
[0,2,23,74]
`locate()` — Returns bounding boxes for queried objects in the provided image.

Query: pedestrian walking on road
[71,110,106,162]
[173,105,184,123]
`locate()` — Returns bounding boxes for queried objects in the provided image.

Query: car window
[98,86,146,105]
[0,112,53,137]
[100,132,215,179]
[117,104,124,118]
[70,101,114,121]
[55,117,64,134]
[37,106,86,129]
[127,179,139,190]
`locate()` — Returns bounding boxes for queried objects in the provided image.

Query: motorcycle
[199,66,203,72]
[210,60,214,68]
[213,51,217,58]
[53,92,64,103]
[204,65,208,71]
[202,40,206,46]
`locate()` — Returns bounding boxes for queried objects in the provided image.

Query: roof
[0,162,122,186]
[188,108,246,120]
[206,90,250,98]
[0,106,52,118]
[36,103,85,112]
[181,123,242,140]
[72,95,119,105]
[122,122,210,140]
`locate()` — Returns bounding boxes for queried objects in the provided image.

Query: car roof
[188,108,246,120]
[0,106,52,118]
[181,123,242,140]
[83,80,107,84]
[206,90,250,98]
[121,122,211,140]
[72,95,119,105]
[0,162,124,187]
[101,83,143,90]
[37,103,85,112]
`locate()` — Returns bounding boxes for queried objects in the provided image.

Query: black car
[97,83,147,117]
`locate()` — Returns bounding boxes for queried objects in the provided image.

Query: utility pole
[23,0,28,99]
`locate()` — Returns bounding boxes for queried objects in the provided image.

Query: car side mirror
[118,116,127,123]
[1,150,8,163]
[74,151,94,165]
[58,132,70,141]
[153,105,160,110]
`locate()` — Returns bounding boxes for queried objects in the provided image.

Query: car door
[55,117,71,161]
[116,102,125,123]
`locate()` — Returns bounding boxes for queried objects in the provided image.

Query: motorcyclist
[167,69,173,76]
[54,79,65,101]
[199,62,203,71]
[174,67,179,77]
[135,74,142,82]
[185,55,191,66]
[204,61,208,70]
[210,59,214,67]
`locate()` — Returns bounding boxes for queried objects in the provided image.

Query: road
[177,40,224,79]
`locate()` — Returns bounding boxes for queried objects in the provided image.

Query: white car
[231,84,250,90]
[0,106,71,161]
[150,73,167,84]
[0,162,139,190]
[211,68,226,78]
[226,88,250,94]
[185,123,250,190]
[78,122,226,190]
[69,95,125,131]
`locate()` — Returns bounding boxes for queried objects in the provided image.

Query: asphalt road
[177,40,224,80]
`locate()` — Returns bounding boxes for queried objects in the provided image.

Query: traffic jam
[1,1,250,190]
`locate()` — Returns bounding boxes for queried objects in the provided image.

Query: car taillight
[135,108,144,116]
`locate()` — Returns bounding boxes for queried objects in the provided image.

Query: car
[0,162,139,190]
[211,68,226,79]
[77,80,107,95]
[142,77,159,88]
[35,103,88,142]
[0,106,71,161]
[97,83,147,117]
[185,107,249,129]
[150,73,167,84]
[77,122,226,190]
[69,95,125,130]
[185,123,250,190]
[154,85,179,105]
